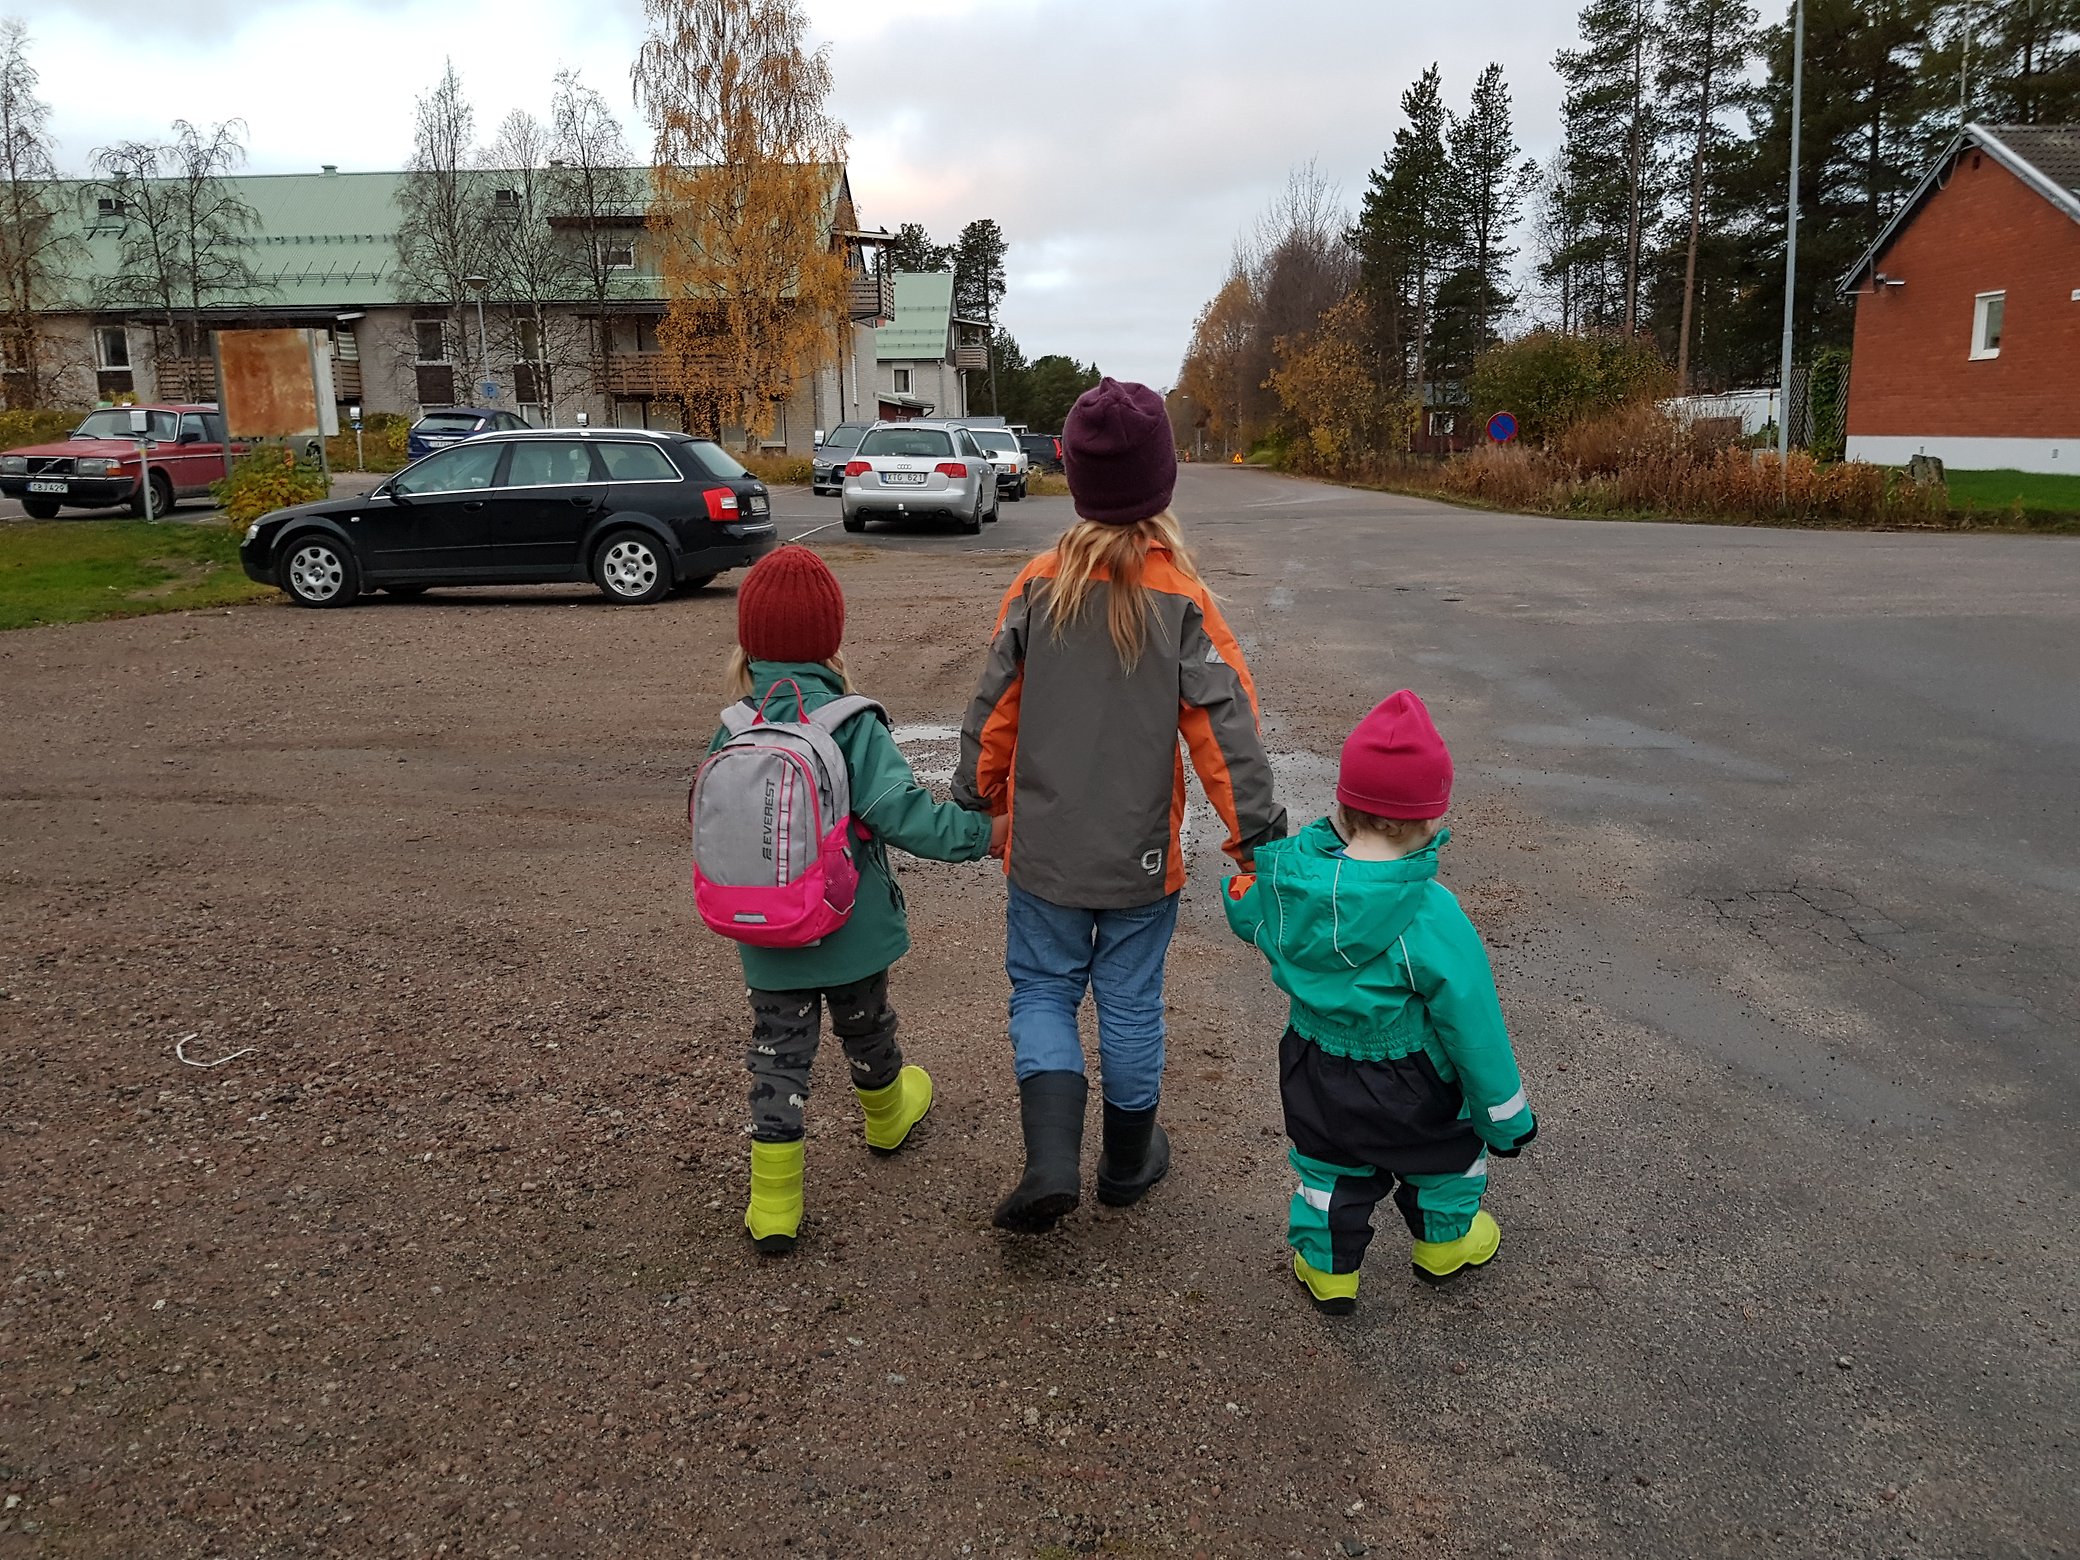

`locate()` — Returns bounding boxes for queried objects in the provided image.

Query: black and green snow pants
[1280,1026,1489,1274]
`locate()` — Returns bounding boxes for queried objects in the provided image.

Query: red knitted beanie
[1338,690,1453,819]
[737,546,845,664]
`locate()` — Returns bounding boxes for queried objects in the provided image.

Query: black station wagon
[240,429,778,608]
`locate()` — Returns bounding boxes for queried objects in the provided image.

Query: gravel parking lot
[2,466,2072,1557]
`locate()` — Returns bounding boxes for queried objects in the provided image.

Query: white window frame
[892,367,910,393]
[1970,291,2005,360]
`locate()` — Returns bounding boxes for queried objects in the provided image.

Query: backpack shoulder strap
[718,700,762,737]
[807,695,889,734]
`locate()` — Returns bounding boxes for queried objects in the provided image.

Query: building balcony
[849,273,895,324]
[155,357,216,402]
[332,359,362,400]
[953,343,989,371]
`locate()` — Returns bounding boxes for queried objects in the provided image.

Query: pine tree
[1657,0,1758,387]
[1926,0,2080,128]
[1350,66,1457,402]
[887,221,952,273]
[950,218,1007,408]
[1554,0,1664,334]
[1448,63,1537,349]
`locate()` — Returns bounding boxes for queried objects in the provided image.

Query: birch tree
[633,0,849,443]
[395,60,490,393]
[549,69,645,404]
[0,18,70,408]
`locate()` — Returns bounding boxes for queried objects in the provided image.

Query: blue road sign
[479,381,501,400]
[1487,411,1519,444]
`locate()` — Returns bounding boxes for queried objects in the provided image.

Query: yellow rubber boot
[1410,1209,1501,1285]
[1293,1252,1360,1316]
[856,1064,933,1155]
[744,1139,804,1254]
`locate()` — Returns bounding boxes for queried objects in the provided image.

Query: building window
[892,368,910,393]
[1428,411,1456,438]
[95,196,126,221]
[414,320,448,363]
[94,325,130,370]
[493,187,520,210]
[610,315,662,355]
[1971,291,2005,360]
[600,238,636,271]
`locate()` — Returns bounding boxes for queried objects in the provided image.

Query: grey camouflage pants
[746,971,903,1143]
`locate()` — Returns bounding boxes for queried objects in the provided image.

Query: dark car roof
[416,406,503,418]
[468,427,699,444]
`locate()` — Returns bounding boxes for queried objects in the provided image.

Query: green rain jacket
[705,661,994,992]
[1222,820,1535,1153]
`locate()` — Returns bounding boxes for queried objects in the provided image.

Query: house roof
[42,164,855,314]
[1838,123,2080,295]
[875,271,955,362]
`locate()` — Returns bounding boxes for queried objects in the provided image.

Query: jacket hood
[1253,817,1448,971]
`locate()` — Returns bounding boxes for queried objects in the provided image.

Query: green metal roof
[42,165,851,313]
[875,271,954,362]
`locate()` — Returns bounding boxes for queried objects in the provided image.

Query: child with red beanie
[708,546,1006,1255]
[1223,691,1535,1313]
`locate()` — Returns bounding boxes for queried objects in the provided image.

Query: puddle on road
[892,723,961,787]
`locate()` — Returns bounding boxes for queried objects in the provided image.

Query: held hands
[988,814,1011,858]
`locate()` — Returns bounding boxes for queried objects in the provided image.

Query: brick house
[1839,123,2080,475]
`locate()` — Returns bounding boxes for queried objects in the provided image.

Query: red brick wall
[1846,152,2080,439]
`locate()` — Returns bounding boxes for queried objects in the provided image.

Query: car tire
[960,495,983,536]
[842,512,866,533]
[383,584,429,597]
[130,471,174,520]
[280,533,361,608]
[594,529,672,605]
[1010,479,1026,502]
[21,499,59,520]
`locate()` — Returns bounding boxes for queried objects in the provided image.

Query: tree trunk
[1676,32,1716,392]
[1623,9,1645,336]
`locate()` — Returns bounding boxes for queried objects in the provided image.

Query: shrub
[0,407,87,448]
[1465,331,1672,447]
[326,410,411,473]
[211,446,330,528]
[738,451,813,486]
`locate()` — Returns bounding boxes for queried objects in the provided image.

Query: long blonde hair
[724,646,853,700]
[1040,510,1203,669]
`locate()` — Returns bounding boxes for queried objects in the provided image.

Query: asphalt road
[1165,462,2077,1555]
[771,480,1074,551]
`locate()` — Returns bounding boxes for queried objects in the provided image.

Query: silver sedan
[840,421,1000,535]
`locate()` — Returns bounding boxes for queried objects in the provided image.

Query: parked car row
[812,417,1063,506]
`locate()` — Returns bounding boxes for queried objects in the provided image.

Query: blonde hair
[1334,803,1443,847]
[1040,510,1204,669]
[725,646,852,700]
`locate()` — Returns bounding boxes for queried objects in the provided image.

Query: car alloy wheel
[282,537,358,608]
[595,531,670,604]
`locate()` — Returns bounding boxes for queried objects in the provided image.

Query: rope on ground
[173,1033,255,1068]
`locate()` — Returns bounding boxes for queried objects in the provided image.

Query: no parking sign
[1486,411,1519,444]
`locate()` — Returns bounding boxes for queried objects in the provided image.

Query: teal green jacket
[707,661,994,991]
[1222,820,1534,1152]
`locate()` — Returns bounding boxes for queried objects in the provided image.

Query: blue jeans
[1005,883,1181,1112]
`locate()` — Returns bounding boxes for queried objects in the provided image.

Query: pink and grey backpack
[689,681,887,948]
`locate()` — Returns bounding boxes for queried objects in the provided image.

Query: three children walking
[693,378,1534,1309]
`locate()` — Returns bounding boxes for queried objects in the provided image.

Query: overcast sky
[27,0,1588,386]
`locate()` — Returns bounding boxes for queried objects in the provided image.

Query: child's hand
[988,814,1011,858]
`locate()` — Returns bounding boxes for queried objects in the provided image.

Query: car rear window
[417,412,487,433]
[599,441,682,482]
[686,441,749,480]
[858,427,954,458]
[969,430,1018,454]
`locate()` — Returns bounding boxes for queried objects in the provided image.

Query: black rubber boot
[992,1071,1088,1233]
[1095,1101,1170,1208]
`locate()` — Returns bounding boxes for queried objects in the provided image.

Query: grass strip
[0,521,273,632]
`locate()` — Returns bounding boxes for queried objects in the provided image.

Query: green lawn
[0,521,273,631]
[1943,468,2080,514]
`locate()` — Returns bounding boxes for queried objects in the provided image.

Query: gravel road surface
[1,464,2072,1557]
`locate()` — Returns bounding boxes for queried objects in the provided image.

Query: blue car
[407,406,531,462]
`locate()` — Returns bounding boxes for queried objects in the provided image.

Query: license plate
[748,493,768,514]
[881,471,926,485]
[27,480,67,494]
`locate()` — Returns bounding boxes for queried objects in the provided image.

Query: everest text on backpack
[689,681,888,948]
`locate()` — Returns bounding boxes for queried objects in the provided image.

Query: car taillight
[935,462,968,479]
[844,460,871,477]
[1053,439,1063,460]
[703,487,740,521]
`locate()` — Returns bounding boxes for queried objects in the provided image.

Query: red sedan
[0,404,235,519]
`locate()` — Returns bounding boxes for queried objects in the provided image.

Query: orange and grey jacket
[955,542,1287,908]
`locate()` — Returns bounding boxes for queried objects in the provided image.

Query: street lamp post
[1776,0,1806,498]
[463,274,492,402]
